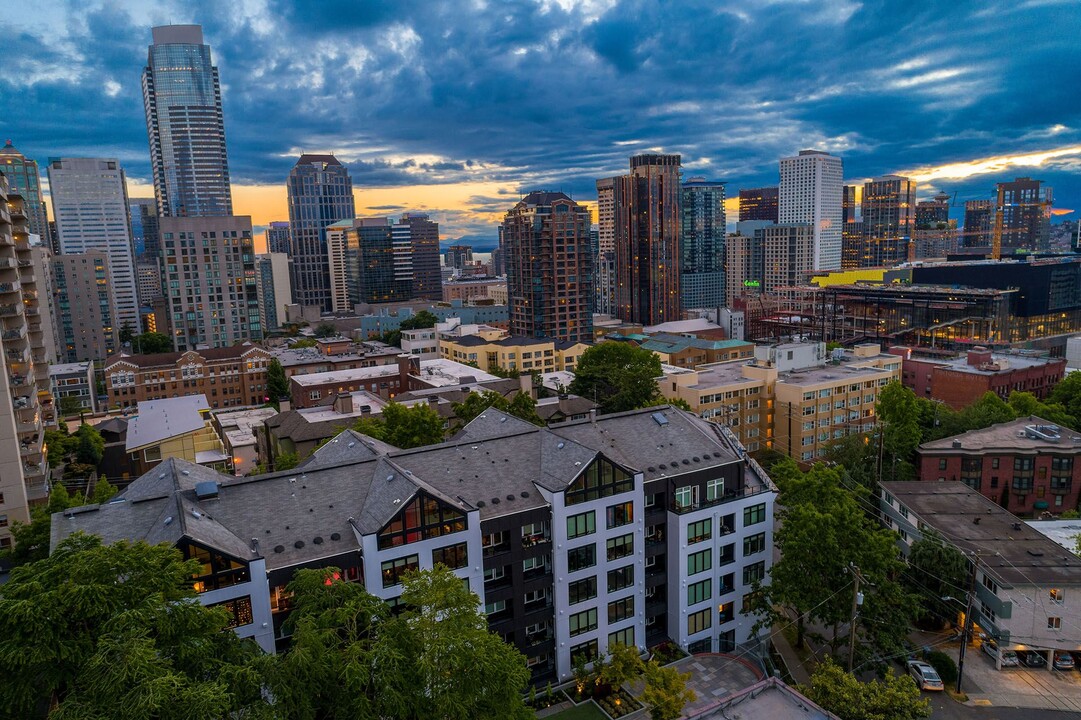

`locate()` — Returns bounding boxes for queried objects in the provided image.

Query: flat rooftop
[290,364,403,387]
[881,481,1081,587]
[687,361,758,389]
[933,352,1062,376]
[777,363,892,387]
[49,362,91,376]
[920,416,1081,454]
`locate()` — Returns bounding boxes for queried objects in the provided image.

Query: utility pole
[956,552,979,694]
[847,563,866,672]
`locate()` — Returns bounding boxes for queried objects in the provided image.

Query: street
[928,693,1081,720]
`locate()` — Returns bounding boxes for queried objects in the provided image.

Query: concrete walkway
[770,624,813,684]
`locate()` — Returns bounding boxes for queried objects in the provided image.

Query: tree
[0,534,267,719]
[906,530,968,628]
[118,321,135,346]
[599,642,643,690]
[45,425,76,465]
[570,342,662,414]
[1007,391,1076,429]
[275,451,300,471]
[0,485,79,566]
[451,390,544,429]
[58,395,85,417]
[354,402,445,449]
[267,358,290,405]
[822,433,877,495]
[314,322,338,338]
[91,476,118,505]
[799,658,930,720]
[1051,372,1081,429]
[875,382,922,482]
[290,338,317,349]
[133,331,172,354]
[74,423,105,466]
[400,309,439,331]
[640,660,696,720]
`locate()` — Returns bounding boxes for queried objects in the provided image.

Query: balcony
[0,281,19,295]
[0,303,20,316]
[522,596,553,615]
[521,532,550,548]
[525,627,553,646]
[5,346,28,363]
[0,257,16,269]
[9,374,30,388]
[17,416,39,435]
[669,483,772,515]
[0,204,10,225]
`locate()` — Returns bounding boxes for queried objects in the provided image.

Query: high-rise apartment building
[738,186,779,223]
[327,216,436,312]
[286,154,355,311]
[400,213,442,301]
[680,179,726,310]
[778,150,843,271]
[142,25,233,217]
[962,200,993,249]
[255,253,292,332]
[614,154,682,325]
[0,172,52,546]
[501,191,593,343]
[724,222,813,306]
[47,158,140,332]
[840,185,860,269]
[443,244,473,271]
[0,140,49,247]
[856,175,916,268]
[51,252,120,362]
[136,260,164,307]
[994,177,1053,254]
[913,192,954,260]
[265,221,291,255]
[594,177,618,317]
[129,197,160,259]
[596,177,616,253]
[159,216,260,349]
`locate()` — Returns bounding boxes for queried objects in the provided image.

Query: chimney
[967,346,993,367]
[278,396,291,412]
[360,404,372,415]
[519,372,534,399]
[589,408,597,425]
[333,392,354,415]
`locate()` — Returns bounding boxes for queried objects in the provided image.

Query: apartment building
[124,395,231,476]
[439,334,588,375]
[614,333,754,369]
[53,405,776,683]
[50,361,97,416]
[102,344,270,410]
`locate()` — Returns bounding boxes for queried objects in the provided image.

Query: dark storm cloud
[3,0,1080,226]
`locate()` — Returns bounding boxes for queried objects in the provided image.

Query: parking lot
[959,642,1081,712]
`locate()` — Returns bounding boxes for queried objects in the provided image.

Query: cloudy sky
[3,0,1079,247]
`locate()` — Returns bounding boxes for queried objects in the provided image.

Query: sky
[3,0,1080,250]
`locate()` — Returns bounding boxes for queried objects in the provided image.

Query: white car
[982,640,1020,667]
[906,660,944,691]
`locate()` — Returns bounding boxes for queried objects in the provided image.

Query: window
[181,542,250,593]
[688,608,712,634]
[608,565,634,592]
[743,532,766,556]
[485,599,507,615]
[570,639,598,664]
[744,503,766,526]
[568,576,598,605]
[606,501,633,529]
[0,514,6,529]
[568,544,597,572]
[688,578,711,605]
[567,511,596,539]
[484,566,506,583]
[608,596,634,623]
[609,627,635,649]
[378,493,467,549]
[743,561,766,585]
[569,608,598,637]
[209,596,254,628]
[1051,588,1065,603]
[706,478,724,501]
[675,485,698,510]
[381,555,419,588]
[432,542,468,570]
[688,549,712,575]
[565,458,634,505]
[687,519,711,544]
[523,556,548,574]
[1049,617,1062,630]
[938,458,947,470]
[607,534,633,561]
[991,458,1000,469]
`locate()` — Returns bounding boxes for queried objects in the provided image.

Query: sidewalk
[771,624,813,685]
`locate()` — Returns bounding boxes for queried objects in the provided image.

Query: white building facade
[779,150,843,271]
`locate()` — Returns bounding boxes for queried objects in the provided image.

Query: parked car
[1017,650,1048,668]
[1053,651,1075,671]
[906,660,945,691]
[982,640,1020,667]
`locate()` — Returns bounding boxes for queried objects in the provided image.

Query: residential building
[54,405,776,681]
[159,215,260,349]
[212,406,279,476]
[738,186,778,223]
[962,200,993,249]
[0,140,49,246]
[124,395,230,476]
[994,177,1053,254]
[438,333,588,375]
[595,177,617,317]
[142,25,232,217]
[442,276,506,303]
[609,333,753,369]
[913,192,954,260]
[892,346,1065,409]
[270,341,401,379]
[286,154,355,311]
[47,157,140,331]
[400,328,438,359]
[724,223,813,306]
[50,251,120,362]
[50,361,96,416]
[265,221,290,255]
[778,150,843,271]
[881,481,1081,663]
[260,391,395,463]
[255,253,292,332]
[328,217,432,311]
[615,154,682,325]
[136,260,163,306]
[680,179,727,311]
[857,175,916,268]
[129,197,160,259]
[502,191,593,344]
[400,213,442,301]
[444,244,473,270]
[102,344,270,410]
[660,362,769,451]
[915,417,1081,516]
[840,185,860,270]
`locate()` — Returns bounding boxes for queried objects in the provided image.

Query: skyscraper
[286,154,355,311]
[400,213,441,301]
[129,197,160,259]
[47,158,140,332]
[913,192,954,260]
[50,252,120,362]
[680,178,726,310]
[994,177,1053,255]
[265,221,291,255]
[255,253,292,332]
[738,186,779,222]
[614,154,682,325]
[443,244,473,270]
[595,177,618,316]
[502,191,593,343]
[779,150,843,271]
[142,25,233,217]
[857,175,916,268]
[0,140,49,246]
[962,200,993,249]
[840,185,860,269]
[725,222,813,306]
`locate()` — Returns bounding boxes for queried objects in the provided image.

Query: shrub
[925,650,958,686]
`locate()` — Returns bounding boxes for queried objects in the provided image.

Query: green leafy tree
[90,476,118,505]
[600,642,643,690]
[799,657,930,720]
[400,309,439,331]
[822,433,877,494]
[939,391,1016,439]
[267,358,290,405]
[1051,372,1081,429]
[354,402,445,449]
[451,390,543,429]
[905,530,968,628]
[133,331,173,354]
[314,322,338,338]
[74,423,105,466]
[570,342,662,414]
[875,382,922,481]
[0,534,267,719]
[1007,391,1076,429]
[1,485,79,566]
[58,395,85,417]
[274,451,300,471]
[45,425,76,465]
[640,660,696,720]
[290,338,318,349]
[118,321,135,346]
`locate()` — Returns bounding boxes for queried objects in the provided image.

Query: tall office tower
[596,177,616,252]
[255,253,292,332]
[142,25,233,218]
[501,192,593,343]
[129,198,160,259]
[490,245,505,276]
[265,221,291,255]
[0,172,52,545]
[136,260,163,307]
[327,218,413,309]
[443,243,473,270]
[594,177,618,314]
[738,186,779,222]
[913,192,954,260]
[857,175,916,268]
[47,158,140,332]
[724,222,813,306]
[0,141,49,247]
[325,220,355,314]
[994,177,1053,254]
[614,153,682,325]
[286,154,355,311]
[840,185,860,269]
[779,150,843,271]
[50,252,120,362]
[680,179,727,310]
[962,200,993,249]
[159,216,260,350]
[400,213,441,300]
[724,230,764,307]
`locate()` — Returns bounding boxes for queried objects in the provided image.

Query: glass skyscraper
[142,25,233,218]
[0,140,49,247]
[680,179,727,311]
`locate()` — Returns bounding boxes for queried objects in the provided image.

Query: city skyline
[1,1,1079,244]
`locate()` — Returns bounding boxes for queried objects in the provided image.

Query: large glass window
[608,596,634,623]
[688,608,712,634]
[743,532,766,557]
[743,503,766,527]
[568,544,597,572]
[565,457,634,506]
[706,478,725,502]
[569,608,598,636]
[607,565,634,592]
[688,549,712,575]
[209,595,253,628]
[381,554,419,588]
[180,541,250,593]
[606,501,633,529]
[432,542,468,570]
[606,534,633,561]
[687,519,711,544]
[569,576,598,605]
[743,560,766,585]
[567,511,596,539]
[675,485,699,510]
[378,493,467,549]
[609,627,634,649]
[571,639,599,664]
[688,578,711,605]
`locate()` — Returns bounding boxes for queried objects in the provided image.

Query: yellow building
[125,395,231,476]
[439,333,589,374]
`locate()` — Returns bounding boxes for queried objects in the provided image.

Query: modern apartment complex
[680,179,726,311]
[857,175,916,268]
[439,334,589,375]
[724,223,814,306]
[53,406,776,684]
[129,197,160,259]
[327,216,439,312]
[50,251,120,362]
[255,253,292,332]
[595,177,617,317]
[994,177,1053,254]
[0,140,49,244]
[962,200,994,249]
[778,150,843,271]
[738,186,778,223]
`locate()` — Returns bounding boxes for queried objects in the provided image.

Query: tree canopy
[800,658,930,720]
[354,401,445,448]
[132,332,173,354]
[383,310,439,346]
[451,390,543,429]
[569,342,662,414]
[313,322,338,338]
[267,358,289,404]
[640,661,697,720]
[875,382,921,482]
[905,530,968,629]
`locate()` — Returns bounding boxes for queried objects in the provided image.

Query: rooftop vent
[1027,549,1044,557]
[652,412,669,427]
[952,440,962,449]
[557,442,565,449]
[330,532,341,541]
[195,481,219,500]
[1025,424,1061,442]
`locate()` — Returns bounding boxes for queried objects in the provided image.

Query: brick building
[891,346,1065,410]
[103,344,271,410]
[917,417,1081,516]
